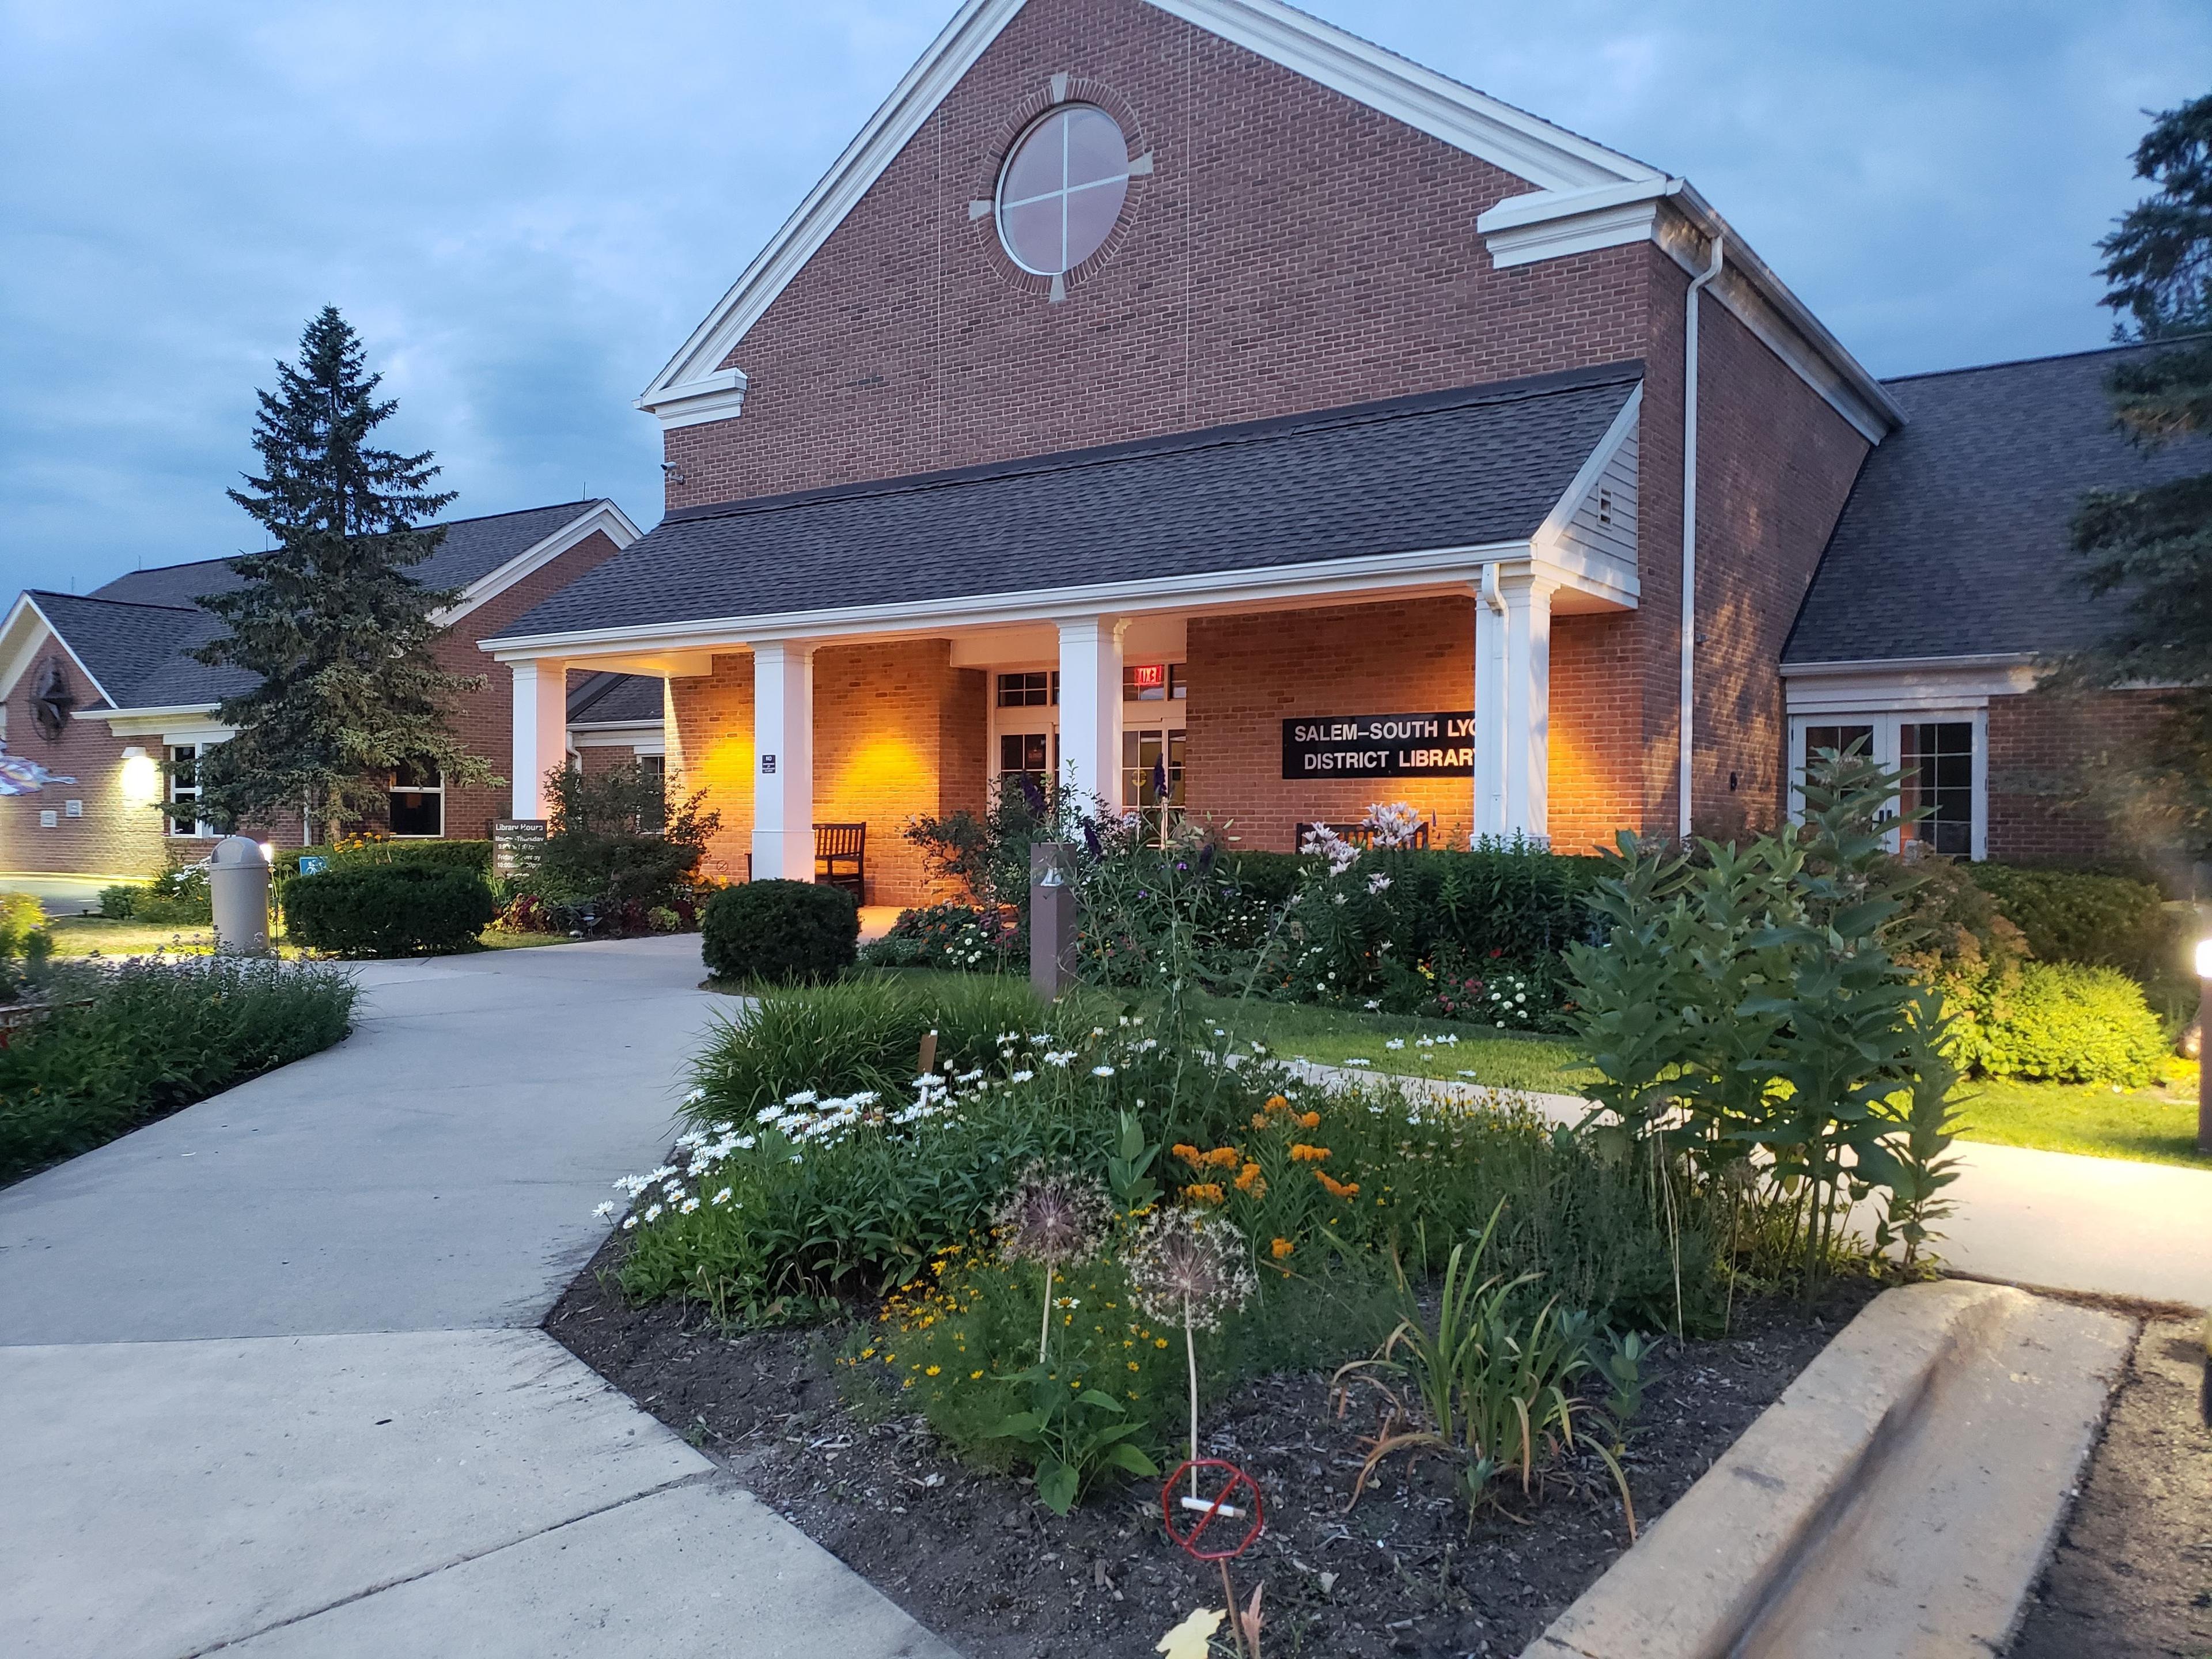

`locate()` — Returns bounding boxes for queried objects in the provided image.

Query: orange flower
[1205,1146,1241,1169]
[1315,1171,1360,1199]
[1251,1113,1271,1130]
[1289,1143,1331,1164]
[1233,1161,1266,1195]
[1296,1111,1321,1129]
[1264,1094,1289,1115]
[1172,1143,1205,1169]
[1270,1237,1295,1260]
[1183,1182,1226,1205]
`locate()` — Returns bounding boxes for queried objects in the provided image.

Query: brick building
[0,501,660,880]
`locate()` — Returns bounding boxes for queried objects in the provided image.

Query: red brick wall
[1686,301,1872,840]
[435,528,627,840]
[1184,599,1474,853]
[1549,612,1645,856]
[0,684,168,877]
[1986,688,2170,863]
[664,0,1651,509]
[671,646,994,903]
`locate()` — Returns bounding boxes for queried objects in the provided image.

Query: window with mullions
[998,732,1055,797]
[995,671,1058,708]
[1122,728,1185,814]
[388,763,444,838]
[1122,664,1187,703]
[1802,724,1873,768]
[168,744,213,838]
[1899,721,1974,857]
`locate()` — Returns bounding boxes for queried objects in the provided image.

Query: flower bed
[550,1240,1874,1658]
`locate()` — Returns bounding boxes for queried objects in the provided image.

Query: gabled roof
[566,670,664,726]
[505,361,1643,642]
[92,500,612,610]
[1783,342,2212,667]
[638,0,1661,421]
[7,501,634,715]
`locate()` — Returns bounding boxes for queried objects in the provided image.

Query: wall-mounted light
[119,745,161,805]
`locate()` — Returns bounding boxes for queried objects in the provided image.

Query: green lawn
[1949,1069,2209,1170]
[42,914,571,959]
[1190,993,1590,1094]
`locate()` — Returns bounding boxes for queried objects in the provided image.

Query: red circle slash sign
[1161,1459,1264,1560]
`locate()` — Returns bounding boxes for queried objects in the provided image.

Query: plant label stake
[1162,1460,1265,1659]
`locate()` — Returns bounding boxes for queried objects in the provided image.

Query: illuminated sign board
[1281,713,1475,778]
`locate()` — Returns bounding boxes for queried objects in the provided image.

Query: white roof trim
[637,0,1659,425]
[1781,652,2038,677]
[1532,381,1641,555]
[0,594,121,710]
[1783,656,2040,714]
[1479,180,1906,443]
[433,500,643,628]
[483,535,1637,662]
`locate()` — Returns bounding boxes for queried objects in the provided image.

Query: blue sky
[2,0,2207,599]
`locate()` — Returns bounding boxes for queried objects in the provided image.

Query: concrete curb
[1521,1279,2134,1658]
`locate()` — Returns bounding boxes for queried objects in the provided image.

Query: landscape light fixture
[118,747,160,805]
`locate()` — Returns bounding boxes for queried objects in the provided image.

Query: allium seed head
[994,1161,1111,1268]
[1126,1209,1256,1331]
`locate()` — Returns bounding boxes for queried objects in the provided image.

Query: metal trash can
[209,835,272,956]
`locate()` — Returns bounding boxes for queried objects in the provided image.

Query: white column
[1056,615,1126,814]
[1472,568,1554,844]
[751,641,815,882]
[510,658,569,819]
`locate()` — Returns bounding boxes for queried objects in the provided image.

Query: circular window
[997,104,1130,276]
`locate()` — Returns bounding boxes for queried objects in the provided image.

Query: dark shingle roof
[566,670,663,725]
[91,501,604,611]
[1785,343,2212,665]
[501,364,1645,639]
[31,502,608,711]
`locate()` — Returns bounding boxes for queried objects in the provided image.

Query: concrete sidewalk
[1294,1064,2212,1308]
[0,937,956,1659]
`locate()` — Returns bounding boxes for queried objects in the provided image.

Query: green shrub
[0,892,47,958]
[689,975,1052,1122]
[512,763,720,936]
[700,880,858,984]
[1219,851,1305,905]
[1968,864,2185,982]
[1974,961,2169,1088]
[0,957,356,1182]
[284,863,497,957]
[855,904,1013,971]
[103,865,214,927]
[97,884,138,920]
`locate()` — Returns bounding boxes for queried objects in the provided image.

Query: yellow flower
[1128,1361,1140,1371]
[925,1365,941,1376]
[1270,1237,1294,1259]
[971,1369,984,1379]
[859,1347,876,1358]
[1156,1337,1169,1349]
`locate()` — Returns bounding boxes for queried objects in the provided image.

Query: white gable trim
[1480,180,1906,443]
[637,0,1658,426]
[0,594,121,710]
[433,501,643,628]
[1533,382,1641,560]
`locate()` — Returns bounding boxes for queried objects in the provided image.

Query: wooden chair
[814,822,866,899]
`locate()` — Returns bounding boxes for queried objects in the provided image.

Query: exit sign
[1130,663,1166,690]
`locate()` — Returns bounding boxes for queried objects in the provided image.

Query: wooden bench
[814,822,866,899]
[1295,819,1431,853]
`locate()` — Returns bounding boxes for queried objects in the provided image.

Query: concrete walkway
[0,937,955,1659]
[1294,1065,2212,1308]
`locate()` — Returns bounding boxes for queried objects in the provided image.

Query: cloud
[1,0,2206,598]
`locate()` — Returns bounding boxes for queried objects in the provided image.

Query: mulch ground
[2009,1315,2212,1659]
[548,1237,1878,1658]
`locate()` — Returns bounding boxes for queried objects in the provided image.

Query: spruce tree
[2063,93,2212,854]
[191,306,497,842]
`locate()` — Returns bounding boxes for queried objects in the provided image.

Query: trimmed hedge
[1968,864,2184,983]
[702,880,858,984]
[284,863,498,957]
[276,839,495,878]
[1972,961,2171,1088]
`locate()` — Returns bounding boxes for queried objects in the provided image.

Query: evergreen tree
[190,306,497,842]
[2062,93,2212,855]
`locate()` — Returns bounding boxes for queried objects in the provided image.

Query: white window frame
[167,743,214,839]
[388,767,445,839]
[1787,709,1988,861]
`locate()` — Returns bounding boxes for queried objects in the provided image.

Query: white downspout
[1678,233,1724,840]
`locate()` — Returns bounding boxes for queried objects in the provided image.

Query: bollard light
[2199,938,2212,1156]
